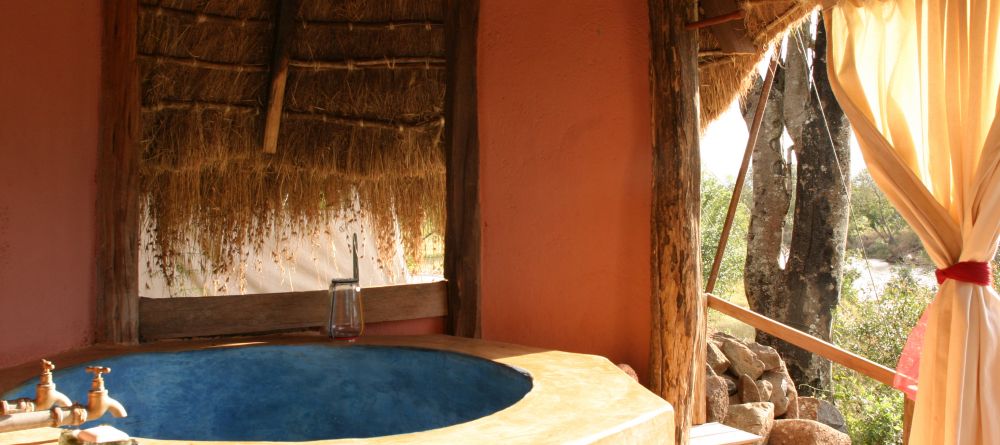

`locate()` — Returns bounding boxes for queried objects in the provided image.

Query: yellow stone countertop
[0,335,673,444]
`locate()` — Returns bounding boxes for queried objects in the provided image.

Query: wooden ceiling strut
[685,10,744,30]
[262,0,300,154]
[705,54,780,293]
[697,0,756,54]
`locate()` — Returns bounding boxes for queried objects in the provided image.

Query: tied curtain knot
[935,261,992,286]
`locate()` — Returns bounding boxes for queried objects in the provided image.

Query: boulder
[775,361,799,418]
[723,402,775,444]
[719,338,766,379]
[798,397,847,433]
[706,375,729,423]
[755,379,774,403]
[617,364,639,382]
[760,371,791,416]
[721,373,738,395]
[707,341,731,375]
[739,374,762,402]
[748,342,782,371]
[768,419,851,445]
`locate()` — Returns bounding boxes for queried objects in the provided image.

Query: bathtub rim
[0,334,674,445]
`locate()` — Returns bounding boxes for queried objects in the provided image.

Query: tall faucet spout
[34,359,72,410]
[84,366,127,419]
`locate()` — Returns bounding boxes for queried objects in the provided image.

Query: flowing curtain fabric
[824,0,1000,443]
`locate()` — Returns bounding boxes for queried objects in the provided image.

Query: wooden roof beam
[694,0,755,54]
[262,0,300,154]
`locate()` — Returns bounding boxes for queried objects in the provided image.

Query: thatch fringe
[699,0,819,127]
[138,0,446,287]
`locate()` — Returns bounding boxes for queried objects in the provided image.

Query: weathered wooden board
[139,281,447,341]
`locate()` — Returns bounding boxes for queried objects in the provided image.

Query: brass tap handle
[85,366,111,377]
[85,366,111,391]
[41,359,55,374]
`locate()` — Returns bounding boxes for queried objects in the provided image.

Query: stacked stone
[705,332,851,445]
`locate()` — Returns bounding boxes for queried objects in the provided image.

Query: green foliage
[832,266,934,444]
[700,173,751,299]
[849,171,925,264]
[701,173,756,339]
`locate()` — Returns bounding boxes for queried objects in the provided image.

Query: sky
[700,99,867,183]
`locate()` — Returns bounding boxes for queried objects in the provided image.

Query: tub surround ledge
[0,335,674,444]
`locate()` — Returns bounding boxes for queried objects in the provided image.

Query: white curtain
[824,0,1000,443]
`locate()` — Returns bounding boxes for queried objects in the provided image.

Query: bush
[832,265,934,444]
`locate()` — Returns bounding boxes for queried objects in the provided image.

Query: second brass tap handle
[85,366,111,377]
[85,366,111,392]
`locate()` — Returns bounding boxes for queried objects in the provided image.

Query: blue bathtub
[2,345,532,442]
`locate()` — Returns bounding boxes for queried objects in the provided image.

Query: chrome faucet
[84,366,127,419]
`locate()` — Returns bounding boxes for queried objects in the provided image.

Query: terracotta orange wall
[479,1,652,379]
[0,2,101,368]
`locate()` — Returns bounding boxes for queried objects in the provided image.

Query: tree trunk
[741,17,851,397]
[741,61,790,325]
[779,18,851,395]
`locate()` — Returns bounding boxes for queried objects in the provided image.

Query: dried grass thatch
[138,0,446,284]
[698,0,820,127]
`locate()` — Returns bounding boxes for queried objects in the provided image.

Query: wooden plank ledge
[691,423,760,445]
[139,281,447,341]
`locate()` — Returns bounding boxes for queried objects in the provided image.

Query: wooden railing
[706,293,895,386]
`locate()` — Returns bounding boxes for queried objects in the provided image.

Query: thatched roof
[138,0,446,280]
[698,0,819,127]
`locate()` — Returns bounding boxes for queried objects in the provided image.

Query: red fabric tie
[934,261,992,286]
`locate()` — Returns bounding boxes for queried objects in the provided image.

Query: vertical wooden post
[648,0,704,441]
[443,0,481,338]
[903,397,915,444]
[96,0,140,344]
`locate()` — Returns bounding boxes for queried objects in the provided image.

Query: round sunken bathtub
[2,344,533,442]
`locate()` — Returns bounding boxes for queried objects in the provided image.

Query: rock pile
[706,332,850,444]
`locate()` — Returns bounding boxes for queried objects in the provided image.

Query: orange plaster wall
[478,0,652,380]
[0,2,101,368]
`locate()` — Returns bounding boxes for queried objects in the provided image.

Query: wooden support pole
[649,0,704,440]
[443,0,481,338]
[705,55,779,293]
[262,0,299,154]
[96,0,140,344]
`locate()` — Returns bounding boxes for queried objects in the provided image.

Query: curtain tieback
[935,261,992,286]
